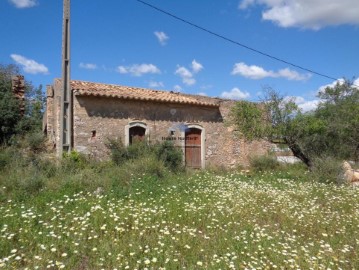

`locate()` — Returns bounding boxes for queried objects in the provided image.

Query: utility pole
[59,0,72,157]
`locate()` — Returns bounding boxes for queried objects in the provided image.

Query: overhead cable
[136,0,341,83]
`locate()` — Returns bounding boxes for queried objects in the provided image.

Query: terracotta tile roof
[70,80,220,107]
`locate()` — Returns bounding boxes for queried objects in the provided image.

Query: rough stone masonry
[44,79,270,168]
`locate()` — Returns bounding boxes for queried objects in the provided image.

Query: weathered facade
[45,79,270,168]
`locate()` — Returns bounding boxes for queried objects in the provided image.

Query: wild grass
[0,151,358,269]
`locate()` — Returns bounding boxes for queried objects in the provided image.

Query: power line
[136,0,340,82]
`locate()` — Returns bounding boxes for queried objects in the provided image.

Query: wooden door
[129,126,146,144]
[185,128,201,168]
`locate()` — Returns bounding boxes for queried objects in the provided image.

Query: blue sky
[1,0,358,111]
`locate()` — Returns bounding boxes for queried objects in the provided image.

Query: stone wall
[71,95,270,167]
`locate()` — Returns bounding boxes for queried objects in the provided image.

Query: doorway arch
[125,122,148,146]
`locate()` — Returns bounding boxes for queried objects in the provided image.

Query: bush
[0,149,11,170]
[25,131,45,153]
[310,156,344,184]
[106,138,183,172]
[249,154,280,172]
[106,138,128,165]
[154,141,183,172]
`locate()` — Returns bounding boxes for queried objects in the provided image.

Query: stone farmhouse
[44,79,270,168]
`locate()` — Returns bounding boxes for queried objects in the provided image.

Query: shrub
[154,140,183,172]
[61,150,89,172]
[310,156,344,184]
[106,138,183,172]
[106,138,130,165]
[249,154,280,172]
[25,131,45,153]
[0,149,11,170]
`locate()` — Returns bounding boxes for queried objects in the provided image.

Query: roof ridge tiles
[69,79,220,107]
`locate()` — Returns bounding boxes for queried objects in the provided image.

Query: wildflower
[197,261,203,266]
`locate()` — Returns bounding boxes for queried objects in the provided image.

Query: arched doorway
[185,128,202,168]
[125,122,148,146]
[129,126,146,145]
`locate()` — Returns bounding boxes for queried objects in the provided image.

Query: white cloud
[318,78,345,93]
[175,60,204,86]
[116,63,161,77]
[289,96,320,112]
[149,81,164,88]
[192,60,203,73]
[79,63,97,70]
[175,66,196,86]
[197,92,207,96]
[221,87,250,100]
[173,85,183,92]
[238,0,359,29]
[154,31,169,46]
[298,99,320,112]
[9,0,37,8]
[231,62,311,81]
[10,54,48,74]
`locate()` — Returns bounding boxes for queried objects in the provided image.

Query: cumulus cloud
[79,63,97,70]
[317,78,346,94]
[290,96,320,112]
[238,0,359,29]
[191,60,203,73]
[197,92,208,96]
[10,54,48,74]
[221,87,250,100]
[116,63,161,77]
[149,81,164,88]
[354,78,359,89]
[9,0,37,8]
[154,31,169,46]
[175,66,195,85]
[231,62,311,81]
[173,85,183,92]
[175,60,204,86]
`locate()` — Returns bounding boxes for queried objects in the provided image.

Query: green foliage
[231,82,359,172]
[310,157,344,185]
[154,140,183,172]
[249,154,280,172]
[1,169,359,269]
[0,65,21,143]
[230,101,266,140]
[106,138,183,172]
[0,63,45,145]
[25,131,46,152]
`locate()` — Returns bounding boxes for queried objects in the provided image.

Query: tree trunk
[285,138,312,168]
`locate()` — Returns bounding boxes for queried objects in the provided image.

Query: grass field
[1,169,358,269]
